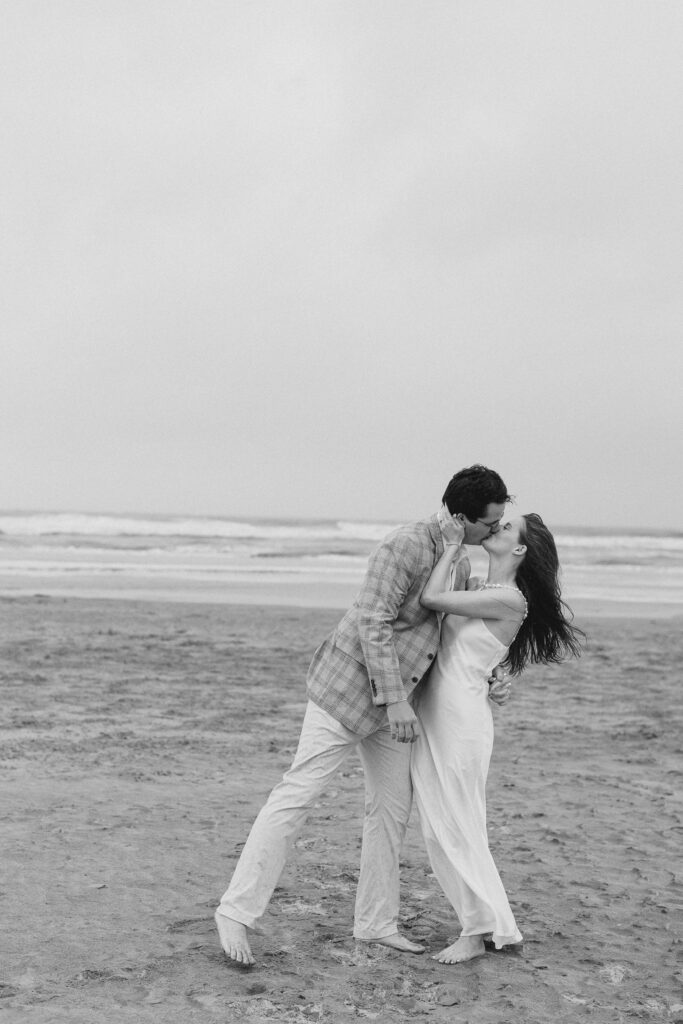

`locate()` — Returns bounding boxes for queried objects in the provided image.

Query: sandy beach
[2,595,682,1023]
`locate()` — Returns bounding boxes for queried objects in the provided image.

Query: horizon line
[0,508,679,537]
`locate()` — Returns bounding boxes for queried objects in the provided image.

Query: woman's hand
[421,517,468,609]
[437,504,465,547]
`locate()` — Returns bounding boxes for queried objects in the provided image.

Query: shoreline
[1,582,682,620]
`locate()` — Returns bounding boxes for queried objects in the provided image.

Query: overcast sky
[2,1,682,529]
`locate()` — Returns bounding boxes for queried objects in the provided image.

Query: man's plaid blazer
[306,514,470,736]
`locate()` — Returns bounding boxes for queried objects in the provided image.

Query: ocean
[1,511,682,615]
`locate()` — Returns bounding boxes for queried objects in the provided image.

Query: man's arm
[355,535,421,708]
[356,534,428,743]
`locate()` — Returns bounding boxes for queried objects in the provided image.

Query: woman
[411,512,584,964]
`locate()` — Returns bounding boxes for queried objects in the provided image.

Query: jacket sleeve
[356,534,422,706]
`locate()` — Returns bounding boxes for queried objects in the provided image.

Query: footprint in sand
[111,986,153,1006]
[186,990,224,1010]
[165,916,207,934]
[599,963,628,985]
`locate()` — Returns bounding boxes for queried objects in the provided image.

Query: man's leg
[353,726,422,950]
[216,701,357,962]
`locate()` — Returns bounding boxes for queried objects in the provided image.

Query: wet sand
[1,595,682,1023]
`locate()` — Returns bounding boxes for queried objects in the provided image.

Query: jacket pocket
[333,629,366,665]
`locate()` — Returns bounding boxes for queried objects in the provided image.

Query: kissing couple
[215,464,582,966]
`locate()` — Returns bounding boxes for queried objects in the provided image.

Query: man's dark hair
[442,464,511,521]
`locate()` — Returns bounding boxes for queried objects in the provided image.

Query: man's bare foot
[215,911,255,966]
[359,932,425,954]
[433,934,485,964]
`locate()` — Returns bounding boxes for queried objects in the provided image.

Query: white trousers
[216,700,412,940]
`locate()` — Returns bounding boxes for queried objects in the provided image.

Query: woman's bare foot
[433,934,486,964]
[215,911,255,966]
[360,932,425,954]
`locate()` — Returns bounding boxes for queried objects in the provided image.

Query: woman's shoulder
[481,583,528,618]
[496,587,528,618]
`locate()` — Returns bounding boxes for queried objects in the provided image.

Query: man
[216,464,511,965]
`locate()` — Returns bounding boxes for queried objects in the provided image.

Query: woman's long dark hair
[505,513,585,675]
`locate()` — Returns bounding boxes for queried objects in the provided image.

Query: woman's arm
[421,547,525,619]
[422,583,524,619]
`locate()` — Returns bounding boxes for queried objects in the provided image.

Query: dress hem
[489,932,523,950]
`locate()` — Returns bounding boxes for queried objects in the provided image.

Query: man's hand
[488,665,512,706]
[386,700,420,743]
